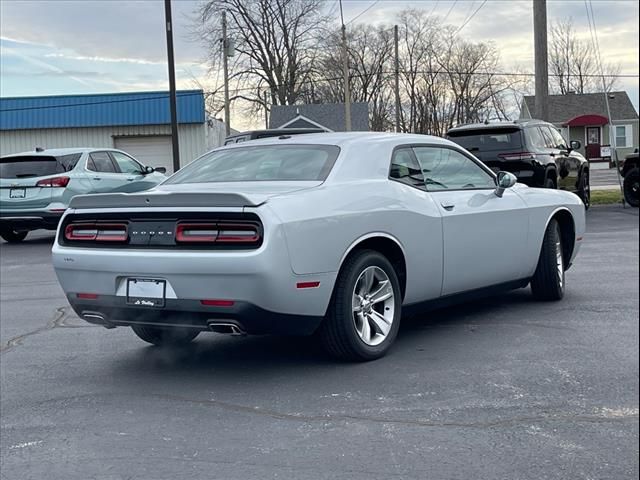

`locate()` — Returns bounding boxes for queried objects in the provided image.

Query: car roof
[1,147,117,159]
[226,128,325,139]
[447,119,550,134]
[220,131,454,149]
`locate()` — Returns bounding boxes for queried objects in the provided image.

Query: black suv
[447,120,590,208]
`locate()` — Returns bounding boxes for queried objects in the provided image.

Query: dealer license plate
[126,278,166,307]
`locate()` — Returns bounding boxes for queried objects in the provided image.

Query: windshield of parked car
[447,128,523,153]
[164,145,340,183]
[0,154,82,179]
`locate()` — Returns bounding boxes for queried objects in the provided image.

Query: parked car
[620,150,639,207]
[0,148,166,243]
[224,128,325,145]
[447,120,590,209]
[52,133,585,361]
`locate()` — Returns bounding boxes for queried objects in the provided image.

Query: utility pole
[263,90,269,129]
[394,25,400,132]
[339,0,352,131]
[533,0,549,121]
[222,11,231,136]
[164,0,180,172]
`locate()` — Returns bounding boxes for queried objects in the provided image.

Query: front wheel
[578,171,591,210]
[623,167,639,207]
[131,325,199,346]
[319,250,402,361]
[0,229,28,243]
[531,219,565,301]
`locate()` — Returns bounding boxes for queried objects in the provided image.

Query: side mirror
[154,166,167,174]
[569,140,581,151]
[495,171,517,198]
[143,166,154,175]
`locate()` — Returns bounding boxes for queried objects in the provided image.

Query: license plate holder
[9,188,26,199]
[126,278,166,307]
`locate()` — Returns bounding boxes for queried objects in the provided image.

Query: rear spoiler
[68,191,266,209]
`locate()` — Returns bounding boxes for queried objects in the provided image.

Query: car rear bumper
[68,294,323,335]
[0,209,65,231]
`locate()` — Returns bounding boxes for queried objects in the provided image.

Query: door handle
[441,203,455,211]
[92,177,102,181]
[126,178,135,182]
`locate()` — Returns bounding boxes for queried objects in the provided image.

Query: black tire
[578,171,591,210]
[531,219,565,301]
[319,249,402,362]
[0,229,28,243]
[131,325,199,347]
[545,177,557,189]
[623,167,639,208]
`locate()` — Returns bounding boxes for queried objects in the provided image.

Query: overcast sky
[1,0,638,129]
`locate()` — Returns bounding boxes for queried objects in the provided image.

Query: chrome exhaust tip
[81,311,115,329]
[207,321,246,336]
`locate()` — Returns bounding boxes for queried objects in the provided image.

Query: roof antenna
[35,147,45,152]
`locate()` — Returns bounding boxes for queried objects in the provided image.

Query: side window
[57,153,82,172]
[389,147,425,190]
[413,146,495,191]
[88,152,116,173]
[111,152,143,174]
[526,127,548,149]
[547,127,568,149]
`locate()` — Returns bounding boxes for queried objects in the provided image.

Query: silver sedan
[52,133,585,361]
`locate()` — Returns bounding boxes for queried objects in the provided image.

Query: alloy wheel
[352,266,395,346]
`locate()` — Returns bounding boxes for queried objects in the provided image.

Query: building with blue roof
[0,90,224,172]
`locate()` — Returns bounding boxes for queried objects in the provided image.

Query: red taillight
[36,176,70,188]
[498,152,536,161]
[216,223,260,243]
[176,223,218,243]
[76,293,99,300]
[200,299,235,307]
[65,223,128,242]
[176,222,260,244]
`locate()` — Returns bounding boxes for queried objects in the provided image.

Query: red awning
[563,114,608,127]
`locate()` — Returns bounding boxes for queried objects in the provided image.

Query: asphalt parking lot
[1,205,638,480]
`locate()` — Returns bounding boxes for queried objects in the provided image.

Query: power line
[2,70,637,114]
[442,0,458,22]
[346,0,381,25]
[454,0,487,35]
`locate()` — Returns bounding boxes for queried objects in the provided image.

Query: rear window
[0,154,81,179]
[447,128,523,153]
[164,145,340,184]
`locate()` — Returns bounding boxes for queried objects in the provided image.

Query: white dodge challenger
[52,133,585,361]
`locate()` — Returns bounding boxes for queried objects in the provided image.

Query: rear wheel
[623,167,639,207]
[531,219,565,301]
[578,171,591,210]
[545,177,557,189]
[0,229,28,243]
[319,250,401,361]
[131,325,199,347]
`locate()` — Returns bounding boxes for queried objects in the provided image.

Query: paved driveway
[1,206,638,480]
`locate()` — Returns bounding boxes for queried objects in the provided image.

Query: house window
[615,125,631,148]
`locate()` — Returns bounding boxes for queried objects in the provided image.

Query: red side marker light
[200,299,235,307]
[77,293,99,300]
[296,281,320,289]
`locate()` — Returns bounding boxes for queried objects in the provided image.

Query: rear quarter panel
[265,179,444,304]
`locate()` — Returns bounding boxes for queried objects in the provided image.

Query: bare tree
[549,18,620,94]
[194,0,330,119]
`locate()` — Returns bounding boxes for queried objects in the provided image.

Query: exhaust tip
[81,311,115,329]
[207,321,246,336]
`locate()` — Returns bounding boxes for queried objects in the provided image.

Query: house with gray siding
[269,103,369,132]
[520,91,639,165]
